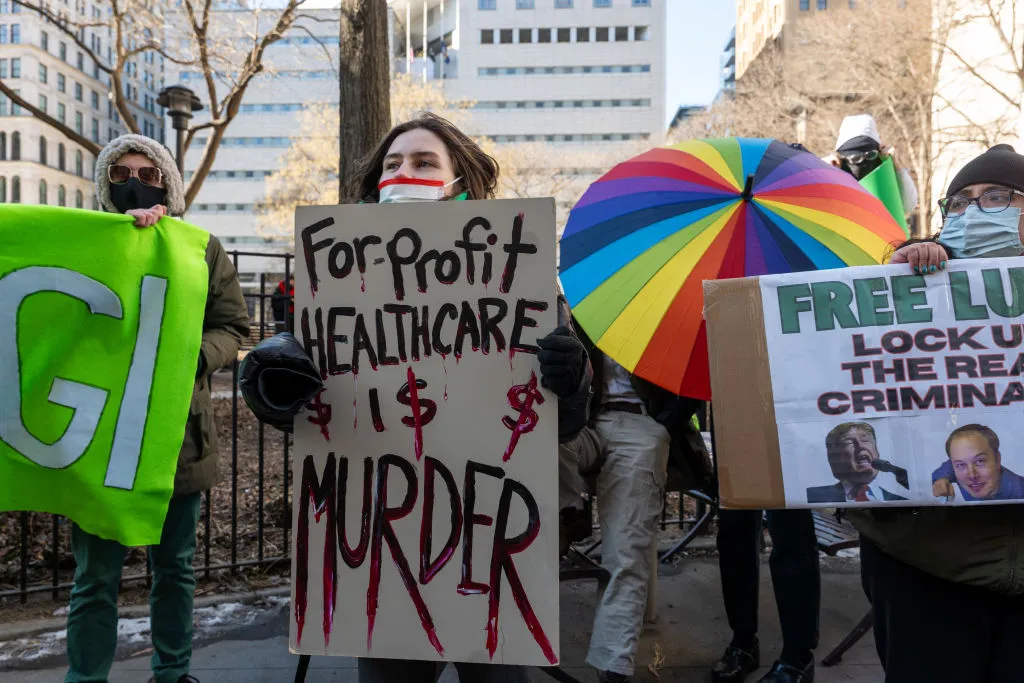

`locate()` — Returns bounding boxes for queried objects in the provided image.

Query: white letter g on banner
[0,267,122,469]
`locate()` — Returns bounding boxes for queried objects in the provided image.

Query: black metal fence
[0,250,707,606]
[0,250,296,604]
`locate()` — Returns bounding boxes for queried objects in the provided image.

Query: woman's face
[378,128,457,196]
[951,183,1024,242]
[113,152,165,189]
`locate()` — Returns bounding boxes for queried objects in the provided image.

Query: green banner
[859,157,909,238]
[0,205,210,546]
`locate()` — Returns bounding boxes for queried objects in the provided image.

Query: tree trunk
[338,0,392,202]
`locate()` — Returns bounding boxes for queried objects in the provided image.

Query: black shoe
[756,660,814,683]
[147,676,199,683]
[597,672,631,683]
[711,641,760,682]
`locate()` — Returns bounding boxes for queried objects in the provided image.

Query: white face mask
[377,176,461,203]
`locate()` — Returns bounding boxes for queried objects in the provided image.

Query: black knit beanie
[946,144,1024,197]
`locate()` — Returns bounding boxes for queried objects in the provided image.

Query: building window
[516,0,534,7]
[577,27,589,41]
[39,179,47,204]
[635,25,649,41]
[40,30,47,51]
[480,29,494,44]
[75,189,83,208]
[57,184,65,206]
[632,0,650,5]
[557,27,571,42]
[519,28,532,42]
[76,52,82,70]
[615,26,629,41]
[478,0,495,8]
[594,0,611,6]
[11,175,20,203]
[10,23,18,43]
[9,57,17,77]
[0,58,5,78]
[58,142,65,170]
[75,149,83,176]
[817,0,827,7]
[91,90,98,109]
[799,0,809,8]
[595,26,609,41]
[0,132,4,159]
[538,27,552,42]
[11,131,19,160]
[57,102,65,123]
[555,0,572,7]
[91,118,98,142]
[500,28,513,43]
[59,42,66,61]
[38,63,47,83]
[75,111,82,134]
[57,73,65,92]
[75,82,82,101]
[0,176,5,203]
[39,136,46,165]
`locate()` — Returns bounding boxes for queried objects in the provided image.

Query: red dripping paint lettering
[307,388,332,441]
[501,371,545,462]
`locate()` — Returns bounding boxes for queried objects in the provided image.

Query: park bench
[813,510,873,668]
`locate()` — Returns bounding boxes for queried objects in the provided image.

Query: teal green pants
[65,492,202,683]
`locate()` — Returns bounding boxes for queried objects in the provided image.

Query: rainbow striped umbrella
[559,137,906,401]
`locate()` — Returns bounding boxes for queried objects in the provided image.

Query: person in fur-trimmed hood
[94,133,186,226]
[65,134,249,683]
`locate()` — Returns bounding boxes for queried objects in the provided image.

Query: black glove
[537,326,586,398]
[239,333,323,433]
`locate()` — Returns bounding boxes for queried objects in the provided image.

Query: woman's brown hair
[349,112,500,203]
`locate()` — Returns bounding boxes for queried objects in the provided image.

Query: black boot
[711,640,760,683]
[756,660,814,683]
[597,671,630,682]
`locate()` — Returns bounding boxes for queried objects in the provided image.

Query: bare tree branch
[0,78,101,154]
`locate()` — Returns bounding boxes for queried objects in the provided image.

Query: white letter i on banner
[105,275,169,490]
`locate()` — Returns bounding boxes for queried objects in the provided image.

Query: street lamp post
[157,85,202,177]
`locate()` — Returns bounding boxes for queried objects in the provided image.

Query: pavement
[0,555,882,683]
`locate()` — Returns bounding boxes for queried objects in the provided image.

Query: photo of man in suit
[932,424,1024,501]
[806,422,908,503]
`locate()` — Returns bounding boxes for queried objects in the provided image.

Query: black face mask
[109,177,166,213]
[841,157,882,181]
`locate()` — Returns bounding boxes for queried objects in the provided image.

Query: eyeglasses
[939,188,1024,217]
[108,164,163,187]
[837,149,879,165]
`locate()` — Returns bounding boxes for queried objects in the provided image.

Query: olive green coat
[174,236,249,496]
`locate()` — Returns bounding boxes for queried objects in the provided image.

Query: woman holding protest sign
[851,144,1024,683]
[240,113,595,683]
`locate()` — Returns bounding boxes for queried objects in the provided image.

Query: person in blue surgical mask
[848,144,1024,683]
[891,144,1024,272]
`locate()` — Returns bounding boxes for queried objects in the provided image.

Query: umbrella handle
[741,174,755,202]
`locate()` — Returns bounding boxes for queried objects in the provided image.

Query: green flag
[859,157,909,238]
[0,205,210,546]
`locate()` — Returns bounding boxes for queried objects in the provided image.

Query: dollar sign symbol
[502,370,545,462]
[396,367,436,460]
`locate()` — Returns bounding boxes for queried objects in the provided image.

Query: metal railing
[0,249,709,605]
[0,250,295,604]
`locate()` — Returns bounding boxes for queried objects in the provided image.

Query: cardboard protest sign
[706,259,1024,509]
[0,205,210,546]
[290,199,559,666]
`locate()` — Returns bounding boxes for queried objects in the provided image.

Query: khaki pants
[562,411,670,677]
